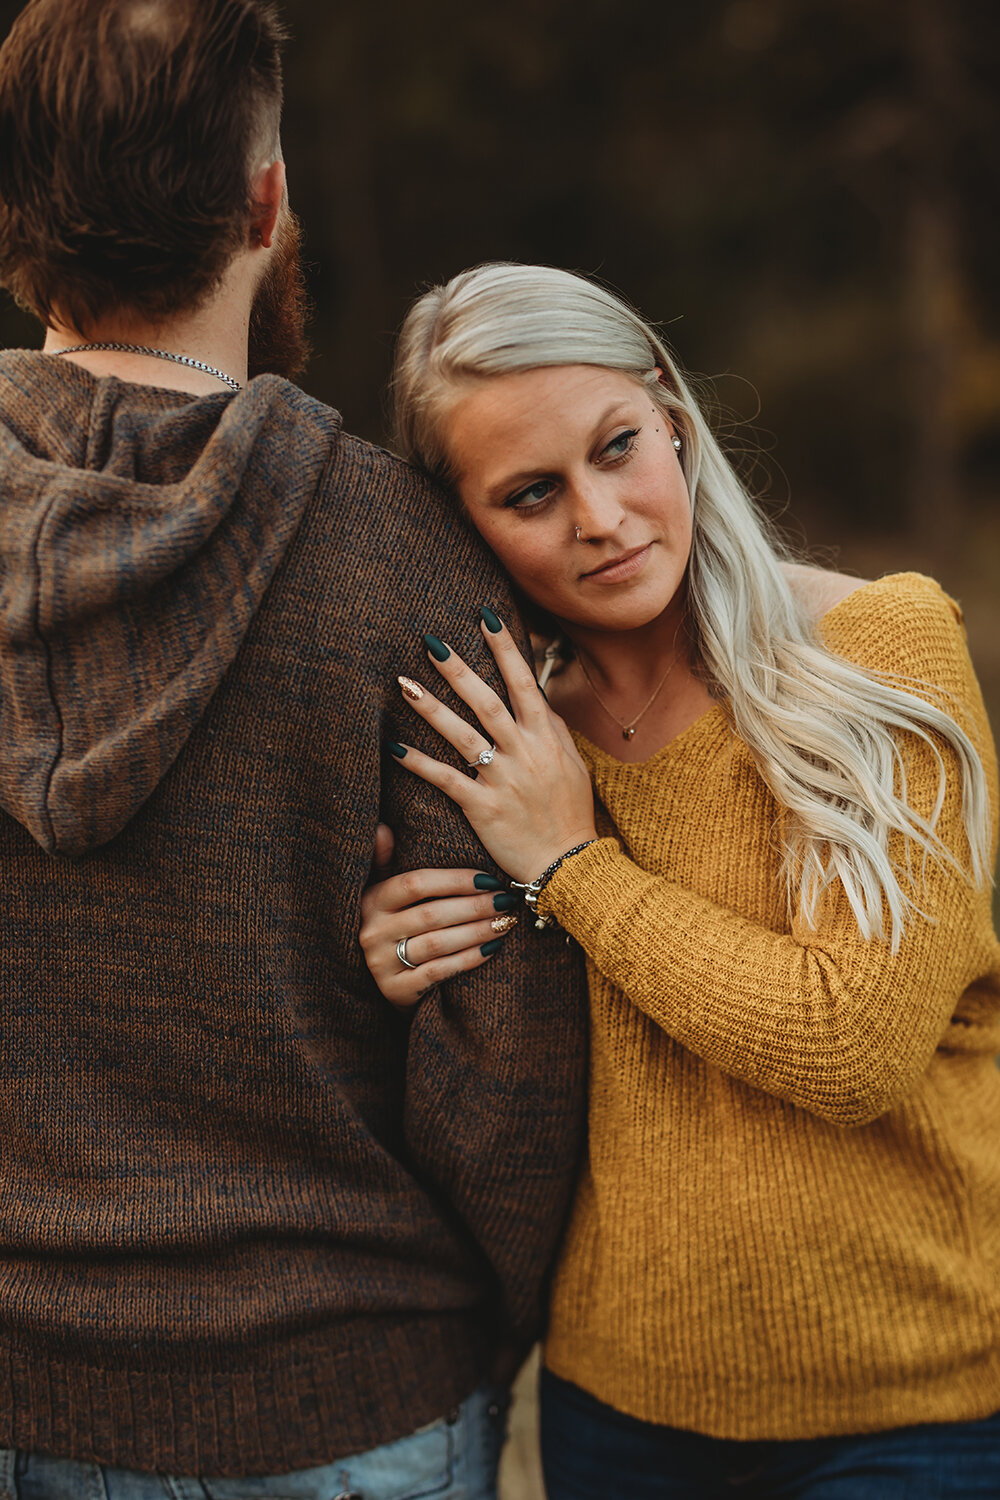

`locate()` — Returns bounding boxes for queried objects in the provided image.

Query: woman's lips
[581,543,652,584]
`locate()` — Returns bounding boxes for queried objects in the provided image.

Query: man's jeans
[0,1384,508,1500]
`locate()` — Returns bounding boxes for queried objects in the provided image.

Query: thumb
[371,822,396,879]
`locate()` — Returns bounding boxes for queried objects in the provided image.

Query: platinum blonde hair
[392,262,992,948]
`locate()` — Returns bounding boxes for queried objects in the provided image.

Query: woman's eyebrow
[482,401,639,502]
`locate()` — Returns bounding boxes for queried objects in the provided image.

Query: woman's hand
[388,608,597,884]
[360,824,521,1009]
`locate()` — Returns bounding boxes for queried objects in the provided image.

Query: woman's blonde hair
[392,262,992,948]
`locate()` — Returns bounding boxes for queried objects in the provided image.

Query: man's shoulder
[315,423,468,540]
[327,428,441,506]
[280,387,481,572]
[270,377,439,504]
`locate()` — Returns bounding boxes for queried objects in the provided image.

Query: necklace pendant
[623,726,636,741]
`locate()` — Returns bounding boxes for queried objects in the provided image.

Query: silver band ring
[396,937,418,970]
[467,744,496,770]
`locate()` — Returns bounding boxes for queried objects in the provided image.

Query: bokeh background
[0,2,996,1492]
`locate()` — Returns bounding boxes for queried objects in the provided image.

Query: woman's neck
[548,598,717,761]
[568,607,685,698]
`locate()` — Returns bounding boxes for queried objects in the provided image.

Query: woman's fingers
[386,737,481,807]
[478,606,550,723]
[396,673,496,767]
[396,890,518,939]
[380,933,512,1012]
[370,822,396,879]
[360,866,501,921]
[360,875,517,965]
[358,860,520,1011]
[397,617,548,770]
[396,910,519,970]
[417,632,518,746]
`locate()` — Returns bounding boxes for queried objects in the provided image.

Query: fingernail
[474,873,506,892]
[398,675,424,701]
[387,741,408,759]
[423,633,451,662]
[480,937,504,957]
[480,606,503,634]
[493,892,518,912]
[491,913,519,935]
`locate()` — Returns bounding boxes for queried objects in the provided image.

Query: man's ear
[248,159,286,250]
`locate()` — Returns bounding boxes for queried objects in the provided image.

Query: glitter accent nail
[491,913,519,935]
[397,676,424,701]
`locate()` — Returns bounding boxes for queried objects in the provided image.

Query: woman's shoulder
[782,564,962,634]
[800,568,970,687]
[780,561,869,620]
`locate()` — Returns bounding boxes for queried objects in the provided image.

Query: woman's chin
[542,585,684,637]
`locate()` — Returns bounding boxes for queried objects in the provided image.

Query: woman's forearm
[540,834,989,1126]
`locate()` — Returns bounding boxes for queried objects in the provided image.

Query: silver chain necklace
[53,342,241,393]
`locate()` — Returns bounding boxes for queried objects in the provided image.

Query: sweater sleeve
[368,449,589,1348]
[539,576,999,1128]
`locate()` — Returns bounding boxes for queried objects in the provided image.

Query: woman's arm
[538,584,999,1126]
[539,830,991,1127]
[391,584,999,1129]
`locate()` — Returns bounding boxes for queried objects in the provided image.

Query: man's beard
[247,207,312,382]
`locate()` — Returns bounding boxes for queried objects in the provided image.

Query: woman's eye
[507,479,554,510]
[602,428,639,461]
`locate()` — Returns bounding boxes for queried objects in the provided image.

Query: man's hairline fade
[0,0,288,335]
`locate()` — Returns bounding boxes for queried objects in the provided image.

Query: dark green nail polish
[387,741,408,759]
[474,873,506,892]
[480,605,503,634]
[493,892,518,912]
[423,633,450,661]
[480,937,504,957]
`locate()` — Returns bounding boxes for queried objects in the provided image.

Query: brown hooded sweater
[0,351,587,1476]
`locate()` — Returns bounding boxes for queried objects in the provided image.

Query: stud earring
[672,436,682,451]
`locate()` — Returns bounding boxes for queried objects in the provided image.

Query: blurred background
[2,0,998,611]
[0,1,996,1492]
[3,0,996,705]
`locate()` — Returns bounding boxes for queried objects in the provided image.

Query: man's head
[0,0,307,376]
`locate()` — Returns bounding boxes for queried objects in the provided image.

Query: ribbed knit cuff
[537,836,641,943]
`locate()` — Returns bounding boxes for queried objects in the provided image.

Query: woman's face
[441,364,693,635]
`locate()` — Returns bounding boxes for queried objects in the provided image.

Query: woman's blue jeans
[0,1383,507,1500]
[540,1368,1000,1499]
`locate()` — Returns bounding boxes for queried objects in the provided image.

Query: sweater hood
[0,352,339,855]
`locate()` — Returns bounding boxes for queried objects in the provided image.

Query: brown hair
[0,0,286,333]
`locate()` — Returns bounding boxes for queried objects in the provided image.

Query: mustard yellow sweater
[539,573,1000,1439]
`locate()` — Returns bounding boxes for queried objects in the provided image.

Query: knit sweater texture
[539,573,1000,1439]
[0,352,587,1476]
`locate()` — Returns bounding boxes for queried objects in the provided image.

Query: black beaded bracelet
[509,840,598,929]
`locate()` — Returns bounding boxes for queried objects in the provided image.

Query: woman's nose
[570,481,626,542]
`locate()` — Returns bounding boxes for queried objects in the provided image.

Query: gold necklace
[577,649,679,740]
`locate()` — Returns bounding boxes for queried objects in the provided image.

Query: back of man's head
[0,0,286,337]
